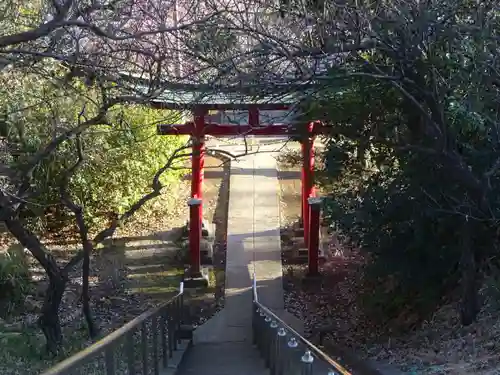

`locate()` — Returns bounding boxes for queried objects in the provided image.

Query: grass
[127,266,185,303]
[127,268,184,279]
[207,267,216,287]
[129,285,179,295]
[0,323,91,375]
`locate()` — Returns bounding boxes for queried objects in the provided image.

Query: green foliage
[0,247,30,315]
[311,78,461,320]
[68,105,186,228]
[307,31,500,325]
[0,0,44,36]
[0,65,187,233]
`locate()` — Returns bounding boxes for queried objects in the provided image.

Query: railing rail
[252,275,352,375]
[42,282,185,375]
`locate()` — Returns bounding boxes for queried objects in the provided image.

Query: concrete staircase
[177,343,268,375]
[175,141,301,375]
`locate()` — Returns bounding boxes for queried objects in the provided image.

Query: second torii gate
[155,97,324,281]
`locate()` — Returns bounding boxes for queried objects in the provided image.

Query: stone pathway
[177,139,300,375]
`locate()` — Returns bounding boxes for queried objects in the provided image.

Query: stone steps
[177,343,268,375]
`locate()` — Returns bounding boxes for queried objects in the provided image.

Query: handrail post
[252,275,259,346]
[252,306,258,345]
[263,316,273,367]
[161,307,168,368]
[141,321,148,375]
[176,296,182,345]
[268,321,279,372]
[252,279,353,375]
[301,350,314,375]
[152,314,160,375]
[285,337,300,374]
[274,327,287,375]
[257,310,266,353]
[126,330,135,374]
[104,347,115,375]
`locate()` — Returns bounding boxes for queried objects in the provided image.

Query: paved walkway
[177,139,297,375]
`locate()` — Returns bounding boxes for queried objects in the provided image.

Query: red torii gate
[155,100,324,281]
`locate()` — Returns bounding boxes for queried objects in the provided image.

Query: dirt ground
[277,160,302,226]
[0,155,230,374]
[276,143,326,226]
[276,148,335,337]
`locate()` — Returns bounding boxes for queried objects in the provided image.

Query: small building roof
[122,74,305,110]
[147,88,299,110]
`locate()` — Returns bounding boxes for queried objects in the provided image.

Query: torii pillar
[191,107,206,210]
[186,107,206,283]
[301,122,316,247]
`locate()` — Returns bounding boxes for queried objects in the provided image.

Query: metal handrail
[42,282,185,375]
[252,274,353,375]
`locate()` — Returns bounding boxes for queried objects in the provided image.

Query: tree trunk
[82,241,97,338]
[460,223,479,325]
[0,199,69,354]
[70,203,98,338]
[39,273,66,355]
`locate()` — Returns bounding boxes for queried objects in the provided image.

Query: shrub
[306,72,500,327]
[0,247,30,316]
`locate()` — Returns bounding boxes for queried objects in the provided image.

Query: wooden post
[188,198,202,277]
[248,106,259,150]
[307,197,322,276]
[248,105,259,127]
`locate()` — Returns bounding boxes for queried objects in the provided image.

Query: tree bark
[2,214,68,354]
[81,236,97,338]
[59,136,98,338]
[460,221,479,325]
[0,194,69,354]
[39,274,66,355]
